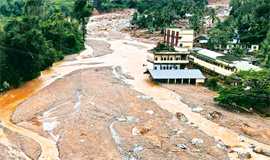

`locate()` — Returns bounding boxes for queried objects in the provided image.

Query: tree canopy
[214,70,270,112]
[0,0,88,90]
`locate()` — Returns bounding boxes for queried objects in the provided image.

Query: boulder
[177,144,187,149]
[238,151,251,159]
[253,147,270,157]
[189,123,199,129]
[192,138,204,146]
[175,112,188,122]
[192,107,204,113]
[132,126,149,135]
[133,147,143,152]
[211,111,222,119]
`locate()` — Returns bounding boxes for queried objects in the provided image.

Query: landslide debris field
[1,8,270,160]
[8,67,229,160]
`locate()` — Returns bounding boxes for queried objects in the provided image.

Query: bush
[205,77,221,91]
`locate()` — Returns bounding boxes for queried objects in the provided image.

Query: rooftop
[197,49,223,59]
[149,69,206,79]
[231,61,262,71]
[217,56,243,63]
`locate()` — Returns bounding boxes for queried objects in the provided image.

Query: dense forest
[0,0,92,91]
[132,0,208,31]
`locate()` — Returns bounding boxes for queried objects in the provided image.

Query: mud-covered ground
[163,84,270,146]
[10,67,229,160]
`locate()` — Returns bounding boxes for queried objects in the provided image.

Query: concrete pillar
[167,79,169,84]
[181,79,183,85]
[174,79,176,84]
[188,79,190,85]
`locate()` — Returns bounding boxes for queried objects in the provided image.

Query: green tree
[207,29,228,50]
[132,11,138,21]
[73,0,93,40]
[208,8,216,24]
[188,13,204,37]
[214,70,270,112]
[254,37,270,68]
[205,77,220,91]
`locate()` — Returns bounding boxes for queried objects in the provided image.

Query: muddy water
[1,37,270,159]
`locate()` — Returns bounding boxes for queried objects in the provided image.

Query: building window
[154,66,157,70]
[179,44,183,47]
[170,57,173,61]
[176,57,179,60]
[161,57,163,61]
[164,57,167,61]
[155,57,158,61]
[253,46,257,49]
[242,45,245,48]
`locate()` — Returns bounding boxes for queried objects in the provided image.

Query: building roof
[217,56,243,62]
[231,61,261,71]
[197,49,223,59]
[149,69,206,79]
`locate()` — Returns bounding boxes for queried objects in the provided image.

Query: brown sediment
[10,67,230,160]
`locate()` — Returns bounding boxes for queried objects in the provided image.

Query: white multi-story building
[163,28,194,49]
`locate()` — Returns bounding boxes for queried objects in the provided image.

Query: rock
[136,95,153,100]
[116,117,127,122]
[175,112,188,122]
[238,151,251,159]
[192,138,204,146]
[172,135,181,138]
[146,110,154,115]
[132,126,149,135]
[89,101,95,105]
[216,144,222,149]
[238,138,244,142]
[133,147,143,152]
[177,144,187,149]
[172,116,178,121]
[191,149,201,153]
[177,130,184,134]
[254,147,262,153]
[253,147,270,157]
[210,111,222,119]
[206,114,213,120]
[191,107,204,113]
[145,135,162,148]
[127,117,139,122]
[189,123,199,129]
[79,140,85,143]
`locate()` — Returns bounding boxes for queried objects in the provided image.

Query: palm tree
[255,39,270,68]
[209,8,217,24]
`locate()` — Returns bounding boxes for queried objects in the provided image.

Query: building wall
[193,56,233,76]
[164,29,194,49]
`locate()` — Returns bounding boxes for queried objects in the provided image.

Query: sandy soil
[163,84,270,146]
[85,39,113,57]
[10,67,229,160]
[2,127,41,159]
